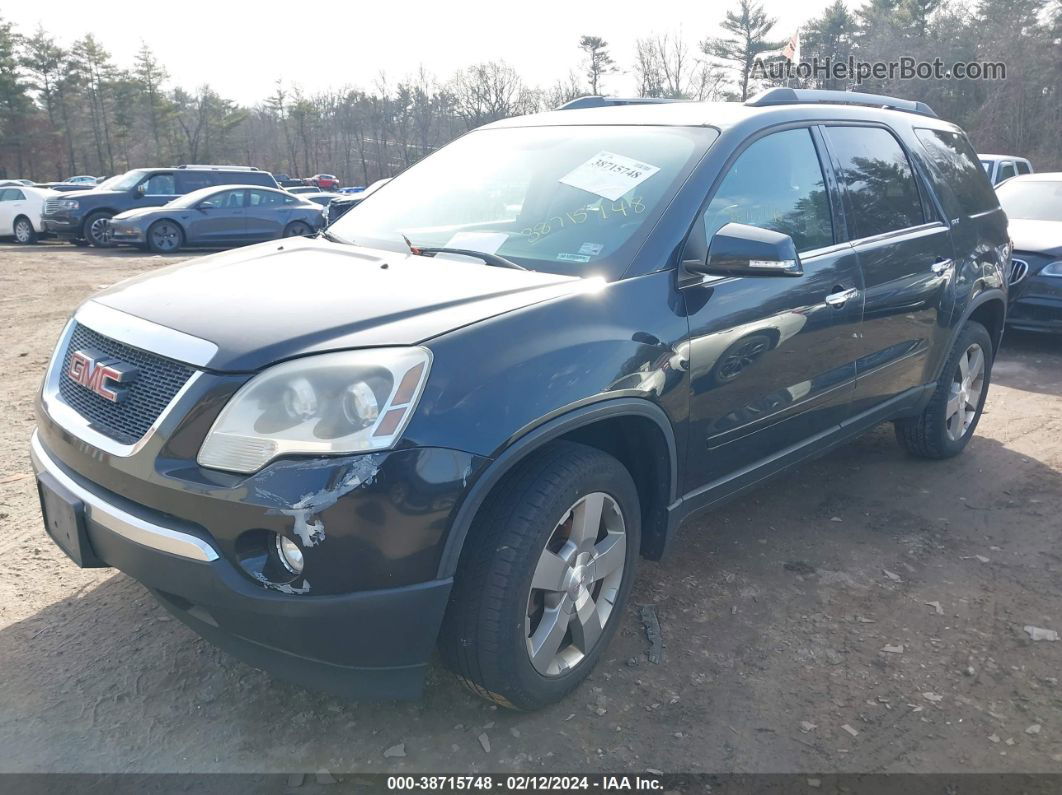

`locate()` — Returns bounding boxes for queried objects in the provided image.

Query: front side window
[200,189,246,209]
[825,126,925,239]
[915,129,999,217]
[702,128,833,252]
[330,124,717,277]
[143,173,176,195]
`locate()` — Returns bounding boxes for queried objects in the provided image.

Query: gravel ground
[1,241,1060,775]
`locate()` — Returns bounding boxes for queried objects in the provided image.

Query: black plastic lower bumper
[32,432,454,700]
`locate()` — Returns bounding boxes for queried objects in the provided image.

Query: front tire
[83,211,114,247]
[147,220,183,253]
[13,216,37,244]
[894,320,993,458]
[439,441,640,710]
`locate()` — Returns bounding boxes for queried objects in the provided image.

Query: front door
[682,127,864,496]
[0,188,21,233]
[186,188,247,245]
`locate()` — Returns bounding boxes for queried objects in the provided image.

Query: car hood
[1008,218,1062,257]
[89,236,586,371]
[113,206,164,221]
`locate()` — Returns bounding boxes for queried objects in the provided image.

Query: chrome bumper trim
[30,429,219,562]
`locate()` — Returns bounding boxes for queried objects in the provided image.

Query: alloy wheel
[14,218,32,243]
[89,216,112,246]
[946,343,985,441]
[284,222,310,237]
[151,222,180,252]
[525,492,626,677]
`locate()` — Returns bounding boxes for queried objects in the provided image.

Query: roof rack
[175,164,261,171]
[745,88,938,119]
[557,96,686,111]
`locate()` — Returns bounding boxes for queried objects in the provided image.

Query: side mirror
[135,183,147,197]
[696,223,803,278]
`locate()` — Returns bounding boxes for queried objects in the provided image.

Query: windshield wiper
[407,245,527,270]
[318,228,351,245]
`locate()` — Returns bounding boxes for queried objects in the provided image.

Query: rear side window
[1,188,24,200]
[248,190,286,206]
[997,162,1016,182]
[176,172,213,193]
[703,128,833,252]
[241,172,278,187]
[1016,161,1032,175]
[825,126,925,240]
[915,129,999,216]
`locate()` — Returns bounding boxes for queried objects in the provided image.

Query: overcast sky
[6,0,841,103]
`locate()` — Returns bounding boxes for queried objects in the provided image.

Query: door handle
[825,287,858,308]
[931,258,953,274]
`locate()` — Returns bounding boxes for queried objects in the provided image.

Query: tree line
[0,0,1058,184]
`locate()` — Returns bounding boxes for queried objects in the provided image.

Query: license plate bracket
[36,470,103,568]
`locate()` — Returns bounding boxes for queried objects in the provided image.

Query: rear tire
[283,221,312,238]
[13,216,37,244]
[439,441,640,710]
[894,320,993,459]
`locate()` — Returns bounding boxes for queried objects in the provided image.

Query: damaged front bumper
[31,418,487,699]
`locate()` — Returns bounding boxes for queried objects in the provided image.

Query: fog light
[275,534,304,575]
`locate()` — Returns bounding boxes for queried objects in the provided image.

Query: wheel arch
[961,290,1006,353]
[79,208,119,236]
[436,398,679,578]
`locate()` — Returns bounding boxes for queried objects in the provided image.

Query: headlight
[197,347,431,473]
[58,199,79,210]
[1041,261,1062,277]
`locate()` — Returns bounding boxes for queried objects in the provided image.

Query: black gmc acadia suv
[32,89,1009,709]
[39,165,280,247]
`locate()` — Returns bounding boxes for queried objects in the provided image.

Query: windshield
[997,180,1062,222]
[97,170,148,191]
[330,125,716,277]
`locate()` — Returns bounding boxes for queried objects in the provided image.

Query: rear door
[246,189,295,239]
[682,126,864,493]
[820,124,955,416]
[0,188,22,232]
[185,188,248,245]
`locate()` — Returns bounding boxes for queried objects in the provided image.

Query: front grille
[44,199,63,215]
[56,323,195,445]
[1010,258,1029,286]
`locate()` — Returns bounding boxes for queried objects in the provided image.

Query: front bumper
[41,216,82,239]
[1008,279,1062,333]
[109,222,145,243]
[31,429,454,699]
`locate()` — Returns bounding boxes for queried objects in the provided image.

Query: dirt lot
[1,241,1060,775]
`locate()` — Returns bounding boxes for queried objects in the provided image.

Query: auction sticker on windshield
[560,151,661,201]
[444,231,508,254]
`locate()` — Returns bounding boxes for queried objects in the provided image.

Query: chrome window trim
[31,430,219,562]
[74,301,218,367]
[41,304,215,457]
[1009,258,1029,286]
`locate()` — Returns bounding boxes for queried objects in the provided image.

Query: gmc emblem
[67,349,139,403]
